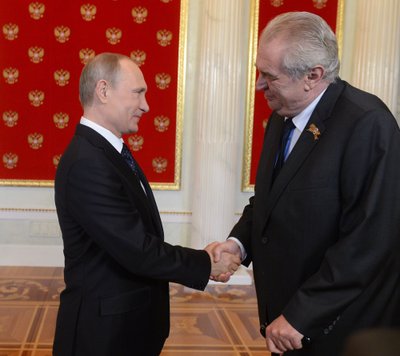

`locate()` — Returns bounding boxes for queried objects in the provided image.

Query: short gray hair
[260,12,340,83]
[79,52,128,107]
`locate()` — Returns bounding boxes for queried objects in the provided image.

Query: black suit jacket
[231,79,400,355]
[53,124,211,356]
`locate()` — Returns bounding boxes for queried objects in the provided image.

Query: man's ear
[95,80,108,103]
[304,66,324,91]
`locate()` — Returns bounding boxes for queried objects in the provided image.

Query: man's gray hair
[260,11,340,83]
[79,52,128,107]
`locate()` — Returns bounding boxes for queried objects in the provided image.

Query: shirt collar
[80,117,124,153]
[289,89,327,133]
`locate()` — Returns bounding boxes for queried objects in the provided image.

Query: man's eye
[260,72,278,81]
[267,74,278,81]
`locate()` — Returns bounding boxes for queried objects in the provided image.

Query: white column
[190,0,247,249]
[350,0,400,118]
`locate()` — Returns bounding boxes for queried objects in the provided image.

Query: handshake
[204,240,242,283]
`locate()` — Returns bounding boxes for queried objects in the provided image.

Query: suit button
[324,328,329,335]
[261,237,269,244]
[260,323,266,337]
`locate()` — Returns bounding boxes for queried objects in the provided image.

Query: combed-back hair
[79,52,128,107]
[260,12,340,82]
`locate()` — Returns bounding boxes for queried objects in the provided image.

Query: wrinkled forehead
[256,36,288,69]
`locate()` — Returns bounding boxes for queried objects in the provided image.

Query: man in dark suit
[53,52,240,356]
[212,12,400,356]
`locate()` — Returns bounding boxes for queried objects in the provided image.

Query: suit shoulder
[333,82,398,128]
[56,135,109,181]
[340,82,391,114]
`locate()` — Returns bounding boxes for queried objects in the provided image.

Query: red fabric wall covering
[0,0,182,188]
[246,0,340,188]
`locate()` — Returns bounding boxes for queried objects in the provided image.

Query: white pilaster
[350,0,400,119]
[190,0,248,249]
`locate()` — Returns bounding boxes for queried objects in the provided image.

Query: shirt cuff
[227,237,247,261]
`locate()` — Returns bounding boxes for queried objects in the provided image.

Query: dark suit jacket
[230,79,400,356]
[53,124,211,356]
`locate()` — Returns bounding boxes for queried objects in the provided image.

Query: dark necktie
[121,143,138,175]
[272,117,295,182]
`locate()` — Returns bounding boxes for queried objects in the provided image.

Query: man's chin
[266,101,280,113]
[128,126,139,133]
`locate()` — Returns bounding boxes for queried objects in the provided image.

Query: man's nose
[141,96,150,113]
[255,75,267,91]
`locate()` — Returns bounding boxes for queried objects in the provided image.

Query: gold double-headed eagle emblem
[152,157,168,173]
[3,153,18,169]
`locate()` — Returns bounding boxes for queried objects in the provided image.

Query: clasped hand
[204,240,242,282]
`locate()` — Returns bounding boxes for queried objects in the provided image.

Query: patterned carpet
[0,266,269,355]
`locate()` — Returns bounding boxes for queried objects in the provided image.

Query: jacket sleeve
[229,195,254,266]
[62,155,211,291]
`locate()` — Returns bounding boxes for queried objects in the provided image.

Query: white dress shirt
[80,117,124,153]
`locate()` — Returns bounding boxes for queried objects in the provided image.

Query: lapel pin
[307,124,321,141]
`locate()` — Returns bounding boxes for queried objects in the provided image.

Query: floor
[0,266,269,356]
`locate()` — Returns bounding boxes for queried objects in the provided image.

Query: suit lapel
[255,114,284,198]
[258,79,347,231]
[75,124,164,237]
[134,163,164,237]
[265,116,326,212]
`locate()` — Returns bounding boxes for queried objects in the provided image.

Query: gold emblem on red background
[106,27,122,45]
[53,154,61,168]
[28,90,45,107]
[53,112,69,129]
[79,48,96,64]
[3,110,18,127]
[156,30,172,47]
[313,0,328,9]
[3,67,19,84]
[54,26,71,43]
[80,4,97,21]
[28,46,45,63]
[152,157,168,173]
[3,23,19,40]
[127,135,144,151]
[270,0,284,6]
[29,2,45,20]
[155,73,171,90]
[131,7,148,24]
[130,50,146,67]
[54,69,70,86]
[28,133,44,149]
[154,115,170,132]
[3,153,18,169]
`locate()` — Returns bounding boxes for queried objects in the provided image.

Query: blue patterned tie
[273,117,295,181]
[121,143,138,175]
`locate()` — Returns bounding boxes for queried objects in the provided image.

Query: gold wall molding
[0,207,192,215]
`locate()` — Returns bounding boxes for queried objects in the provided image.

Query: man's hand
[210,240,242,281]
[204,241,241,282]
[265,315,303,354]
[211,240,242,262]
